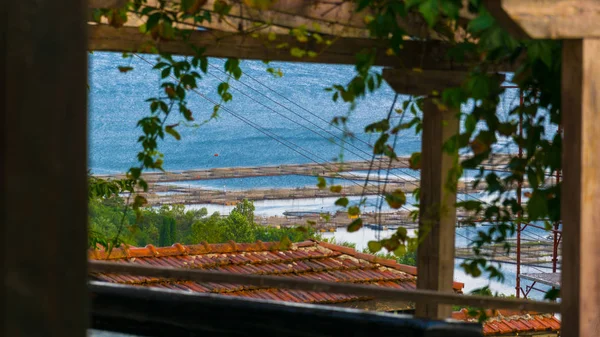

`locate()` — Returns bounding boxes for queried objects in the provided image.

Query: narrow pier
[97,154,512,183]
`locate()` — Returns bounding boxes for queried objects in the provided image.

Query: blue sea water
[89,52,421,174]
[89,52,529,175]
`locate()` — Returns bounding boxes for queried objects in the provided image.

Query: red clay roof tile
[452,309,561,335]
[90,240,462,307]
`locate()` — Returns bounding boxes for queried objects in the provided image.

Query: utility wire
[134,54,415,215]
[209,60,494,206]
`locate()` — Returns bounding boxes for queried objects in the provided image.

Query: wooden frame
[7,0,594,335]
[88,24,517,71]
[3,0,89,335]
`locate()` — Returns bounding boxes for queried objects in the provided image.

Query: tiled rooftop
[89,240,464,309]
[452,309,561,336]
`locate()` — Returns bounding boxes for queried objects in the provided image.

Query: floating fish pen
[283,211,329,217]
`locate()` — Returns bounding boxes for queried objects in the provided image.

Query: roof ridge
[313,240,465,291]
[88,240,295,260]
[312,240,418,275]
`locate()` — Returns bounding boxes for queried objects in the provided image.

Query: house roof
[89,240,464,308]
[452,308,561,336]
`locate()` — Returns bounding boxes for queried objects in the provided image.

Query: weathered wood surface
[89,0,127,8]
[88,24,518,71]
[96,154,512,183]
[139,176,545,207]
[383,69,505,96]
[90,282,485,337]
[135,0,439,39]
[560,38,600,337]
[383,69,470,96]
[484,0,600,39]
[415,98,459,319]
[4,0,88,335]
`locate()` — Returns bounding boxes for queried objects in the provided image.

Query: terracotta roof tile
[452,308,560,335]
[90,240,463,307]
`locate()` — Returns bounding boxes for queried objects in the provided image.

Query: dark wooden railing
[90,281,484,337]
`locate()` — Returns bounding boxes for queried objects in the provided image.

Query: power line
[133,54,415,215]
[209,59,494,206]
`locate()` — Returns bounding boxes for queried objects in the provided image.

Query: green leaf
[335,197,349,207]
[465,114,477,134]
[393,244,407,257]
[317,176,326,189]
[161,67,171,79]
[348,206,360,216]
[165,125,181,140]
[468,10,494,33]
[409,152,421,170]
[527,190,548,221]
[365,119,390,133]
[544,288,560,301]
[419,0,439,27]
[347,218,363,232]
[527,40,553,68]
[329,185,342,193]
[367,240,382,253]
[385,189,406,209]
[396,227,408,241]
[290,47,306,58]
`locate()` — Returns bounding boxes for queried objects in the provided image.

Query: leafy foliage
[89,197,315,248]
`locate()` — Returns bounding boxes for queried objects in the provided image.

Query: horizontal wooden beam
[89,261,561,313]
[383,69,505,96]
[90,282,484,337]
[89,0,127,9]
[144,0,439,39]
[484,0,600,39]
[383,69,471,96]
[88,24,516,71]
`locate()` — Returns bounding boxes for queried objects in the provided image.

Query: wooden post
[561,38,600,337]
[3,0,88,336]
[382,69,465,319]
[415,98,459,319]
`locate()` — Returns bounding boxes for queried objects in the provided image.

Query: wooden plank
[90,282,484,337]
[140,0,436,39]
[383,69,469,96]
[484,0,600,39]
[560,38,600,337]
[88,24,517,71]
[415,98,460,319]
[89,0,127,8]
[4,0,88,335]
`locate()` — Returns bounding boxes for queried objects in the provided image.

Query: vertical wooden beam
[561,38,600,337]
[3,0,88,336]
[415,98,459,319]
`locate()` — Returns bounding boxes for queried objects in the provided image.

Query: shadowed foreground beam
[4,0,88,335]
[89,281,483,337]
